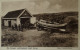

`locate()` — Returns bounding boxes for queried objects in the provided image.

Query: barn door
[8,21,11,27]
[20,18,30,28]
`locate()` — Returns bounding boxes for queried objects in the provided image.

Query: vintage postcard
[0,0,79,50]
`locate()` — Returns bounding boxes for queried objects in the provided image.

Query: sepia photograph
[1,0,78,47]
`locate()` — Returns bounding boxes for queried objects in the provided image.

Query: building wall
[3,19,17,27]
[4,20,8,26]
[11,20,17,26]
[17,18,20,26]
[30,17,36,24]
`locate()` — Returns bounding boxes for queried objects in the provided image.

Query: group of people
[11,24,24,31]
[11,23,35,31]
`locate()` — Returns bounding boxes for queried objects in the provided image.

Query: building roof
[3,9,32,19]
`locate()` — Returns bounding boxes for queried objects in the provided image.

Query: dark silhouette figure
[15,24,17,30]
[21,24,23,31]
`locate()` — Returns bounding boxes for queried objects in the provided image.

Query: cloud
[2,0,78,16]
[2,1,36,16]
[35,1,50,10]
[30,1,50,14]
[54,4,62,10]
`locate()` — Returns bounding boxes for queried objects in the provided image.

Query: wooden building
[2,9,34,28]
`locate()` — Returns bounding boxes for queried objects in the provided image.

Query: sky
[1,0,78,16]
